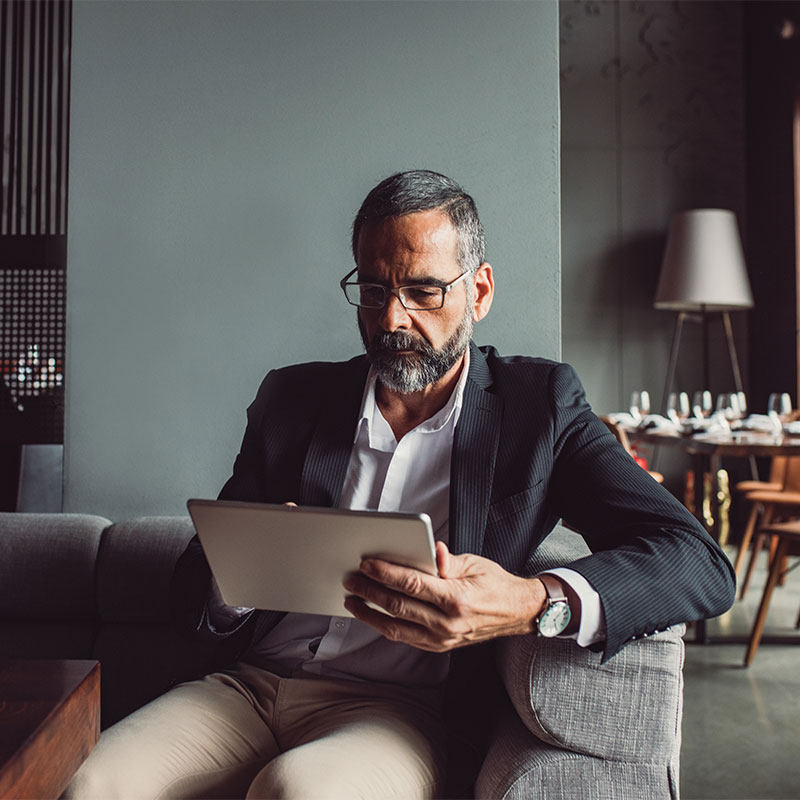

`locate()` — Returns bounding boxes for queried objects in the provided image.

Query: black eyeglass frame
[339,267,471,311]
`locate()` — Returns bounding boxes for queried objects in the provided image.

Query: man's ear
[472,263,494,322]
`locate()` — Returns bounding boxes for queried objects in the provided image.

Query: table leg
[709,454,722,541]
[692,452,708,531]
[691,451,712,644]
[693,617,709,644]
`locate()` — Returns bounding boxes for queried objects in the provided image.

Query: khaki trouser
[65,663,445,800]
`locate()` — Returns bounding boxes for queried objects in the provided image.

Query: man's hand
[342,541,548,652]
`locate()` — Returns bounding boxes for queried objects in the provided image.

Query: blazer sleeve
[544,362,736,660]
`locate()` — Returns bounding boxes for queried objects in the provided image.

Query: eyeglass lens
[345,283,445,310]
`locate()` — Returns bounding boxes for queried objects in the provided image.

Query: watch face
[538,601,571,637]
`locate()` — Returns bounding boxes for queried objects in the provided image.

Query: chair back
[599,416,664,483]
[780,456,800,491]
[768,456,789,486]
[599,416,633,455]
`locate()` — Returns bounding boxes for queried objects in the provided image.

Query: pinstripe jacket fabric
[174,341,734,665]
[170,341,735,792]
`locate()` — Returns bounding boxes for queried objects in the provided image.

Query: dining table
[626,425,800,644]
[627,426,800,536]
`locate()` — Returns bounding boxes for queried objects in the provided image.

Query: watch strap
[538,573,568,605]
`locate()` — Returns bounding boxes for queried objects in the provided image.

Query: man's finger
[344,572,444,626]
[358,558,446,605]
[343,596,449,652]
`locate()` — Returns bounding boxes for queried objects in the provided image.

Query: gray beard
[360,311,473,394]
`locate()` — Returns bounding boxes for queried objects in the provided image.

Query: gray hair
[351,170,486,274]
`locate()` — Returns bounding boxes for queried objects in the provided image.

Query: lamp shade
[654,209,753,311]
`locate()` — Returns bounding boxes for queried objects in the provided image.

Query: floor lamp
[654,209,754,414]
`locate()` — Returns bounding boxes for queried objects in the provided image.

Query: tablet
[186,499,438,617]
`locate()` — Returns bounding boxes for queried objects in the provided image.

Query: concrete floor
[681,547,800,799]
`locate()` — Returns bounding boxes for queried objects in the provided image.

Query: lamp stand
[660,308,756,479]
[661,308,745,415]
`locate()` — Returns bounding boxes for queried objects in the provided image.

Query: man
[67,170,735,799]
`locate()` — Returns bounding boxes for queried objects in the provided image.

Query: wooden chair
[743,518,800,666]
[734,455,788,495]
[732,456,789,577]
[737,456,800,599]
[599,417,664,483]
[733,411,800,588]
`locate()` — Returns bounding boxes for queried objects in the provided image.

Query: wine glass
[691,390,712,420]
[630,390,651,424]
[735,391,748,420]
[767,392,793,430]
[716,393,740,422]
[666,391,690,425]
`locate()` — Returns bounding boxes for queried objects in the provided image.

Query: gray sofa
[0,513,685,799]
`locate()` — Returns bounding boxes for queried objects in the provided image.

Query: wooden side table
[0,660,100,799]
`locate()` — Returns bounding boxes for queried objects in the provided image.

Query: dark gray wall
[65,1,561,518]
[559,0,746,489]
[560,0,746,416]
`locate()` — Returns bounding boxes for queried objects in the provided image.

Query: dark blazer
[189,342,733,655]
[172,342,735,791]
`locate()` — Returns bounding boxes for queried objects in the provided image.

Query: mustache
[367,331,433,355]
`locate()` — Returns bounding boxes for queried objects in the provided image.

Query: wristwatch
[534,574,572,637]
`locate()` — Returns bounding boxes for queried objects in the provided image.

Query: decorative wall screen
[0,0,71,445]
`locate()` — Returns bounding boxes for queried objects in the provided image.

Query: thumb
[435,540,454,578]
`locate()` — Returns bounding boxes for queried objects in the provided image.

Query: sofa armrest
[504,524,685,762]
[498,625,685,761]
[474,524,684,799]
[476,627,684,799]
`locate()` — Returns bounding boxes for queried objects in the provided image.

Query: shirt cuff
[539,567,606,648]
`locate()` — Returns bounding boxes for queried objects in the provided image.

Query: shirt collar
[354,346,471,445]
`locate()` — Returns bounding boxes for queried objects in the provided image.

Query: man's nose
[379,292,411,331]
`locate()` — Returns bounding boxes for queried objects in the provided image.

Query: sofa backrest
[0,513,230,727]
[0,513,109,659]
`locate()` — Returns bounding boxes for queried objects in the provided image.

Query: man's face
[355,209,473,394]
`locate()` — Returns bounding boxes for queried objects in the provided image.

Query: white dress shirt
[225,349,605,685]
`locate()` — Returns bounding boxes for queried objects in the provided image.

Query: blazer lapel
[449,344,502,556]
[300,357,370,507]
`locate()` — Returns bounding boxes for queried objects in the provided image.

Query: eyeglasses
[339,268,470,311]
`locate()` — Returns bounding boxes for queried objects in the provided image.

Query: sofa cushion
[0,512,110,620]
[89,516,234,729]
[96,516,196,622]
